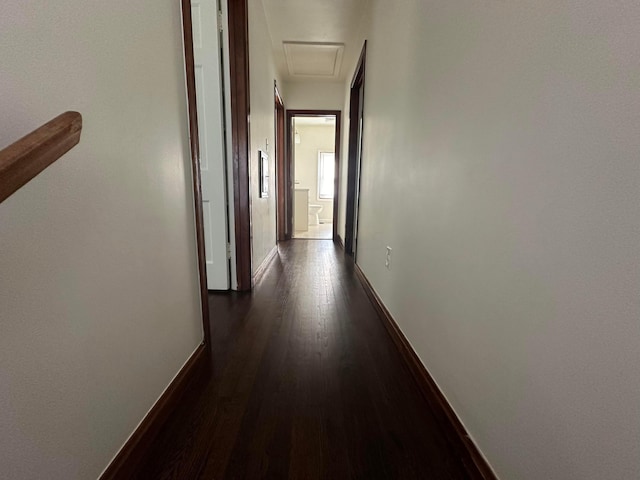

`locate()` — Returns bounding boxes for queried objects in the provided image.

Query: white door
[191,0,229,289]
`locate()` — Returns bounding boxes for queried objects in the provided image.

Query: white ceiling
[261,0,366,83]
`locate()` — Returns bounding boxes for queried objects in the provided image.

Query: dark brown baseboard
[353,264,497,480]
[335,234,344,249]
[252,244,279,287]
[99,343,208,480]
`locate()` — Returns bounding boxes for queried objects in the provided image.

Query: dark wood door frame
[284,112,294,239]
[284,110,342,241]
[344,41,367,256]
[180,0,211,345]
[275,82,287,241]
[227,0,252,291]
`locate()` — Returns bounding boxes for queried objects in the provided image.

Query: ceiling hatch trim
[283,42,345,78]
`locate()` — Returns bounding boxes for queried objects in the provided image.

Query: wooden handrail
[0,111,82,204]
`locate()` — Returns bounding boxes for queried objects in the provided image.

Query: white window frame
[317,151,335,200]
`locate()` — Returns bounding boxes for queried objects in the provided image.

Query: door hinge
[226,242,232,259]
[217,11,223,33]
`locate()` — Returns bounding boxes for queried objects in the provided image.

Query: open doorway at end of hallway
[280,110,341,241]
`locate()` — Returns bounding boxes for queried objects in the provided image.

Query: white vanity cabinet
[294,188,309,232]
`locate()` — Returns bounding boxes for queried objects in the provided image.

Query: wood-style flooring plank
[132,240,470,480]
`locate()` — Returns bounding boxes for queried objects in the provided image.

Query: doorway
[275,83,287,241]
[283,110,341,241]
[185,0,230,291]
[344,42,366,256]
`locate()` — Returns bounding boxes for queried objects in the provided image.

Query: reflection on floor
[294,222,332,239]
[133,241,469,479]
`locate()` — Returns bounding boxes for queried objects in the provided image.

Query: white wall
[293,123,335,222]
[283,81,345,111]
[248,0,284,273]
[352,1,640,479]
[0,1,204,479]
[284,81,347,237]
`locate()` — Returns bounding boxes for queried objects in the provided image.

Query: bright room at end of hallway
[291,114,338,240]
[294,222,333,239]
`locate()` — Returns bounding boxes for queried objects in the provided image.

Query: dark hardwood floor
[132,240,470,479]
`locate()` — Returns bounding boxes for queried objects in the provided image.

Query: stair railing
[0,111,82,204]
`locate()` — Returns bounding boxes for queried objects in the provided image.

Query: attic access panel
[283,42,344,78]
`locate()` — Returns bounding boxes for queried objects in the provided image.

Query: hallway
[133,241,470,479]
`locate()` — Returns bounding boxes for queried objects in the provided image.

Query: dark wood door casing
[180,0,211,343]
[345,42,367,256]
[275,83,287,241]
[285,110,342,242]
[227,0,252,291]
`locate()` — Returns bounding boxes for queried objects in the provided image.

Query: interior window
[318,151,335,199]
